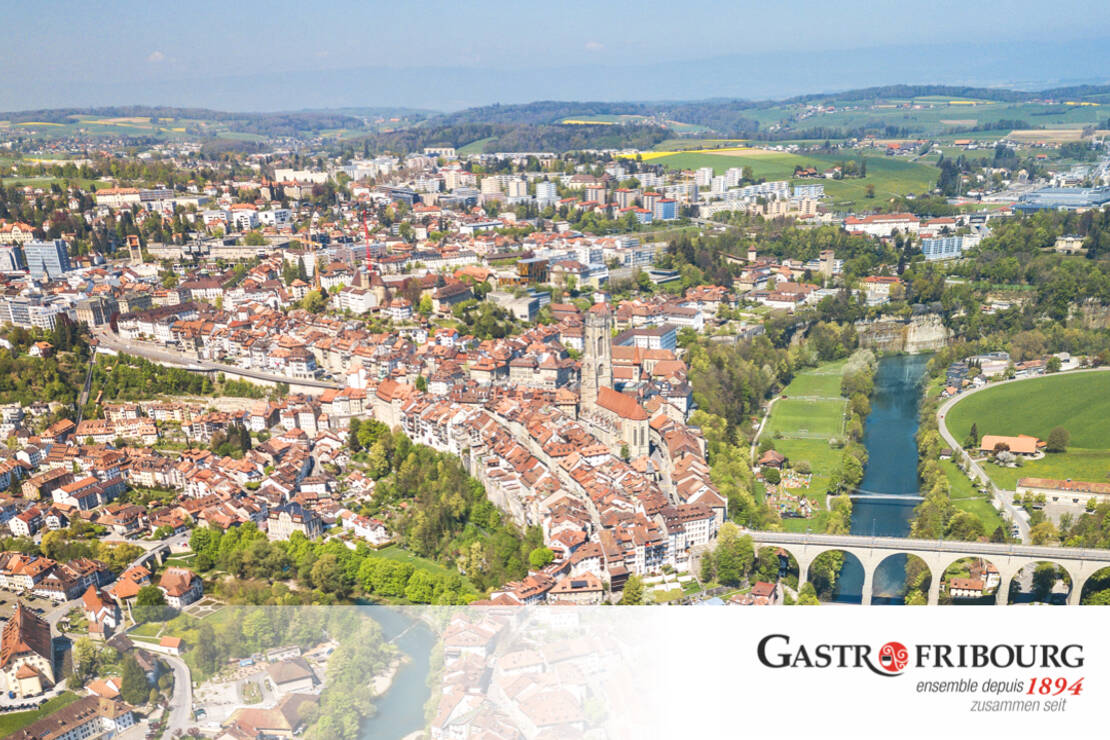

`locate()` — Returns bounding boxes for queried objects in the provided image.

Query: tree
[1032,563,1059,601]
[965,422,979,449]
[1046,426,1070,454]
[763,468,781,485]
[699,551,715,583]
[528,547,554,570]
[713,524,755,587]
[417,294,433,316]
[618,575,644,605]
[133,585,166,623]
[1030,521,1060,546]
[301,289,327,314]
[796,582,820,605]
[945,511,985,542]
[120,654,149,705]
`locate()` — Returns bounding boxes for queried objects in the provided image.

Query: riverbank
[373,655,410,698]
[836,353,931,602]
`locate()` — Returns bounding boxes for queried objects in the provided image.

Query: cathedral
[580,304,650,460]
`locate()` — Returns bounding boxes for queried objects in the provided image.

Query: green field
[647,149,939,207]
[765,399,846,438]
[781,361,848,398]
[945,371,1110,490]
[458,136,496,155]
[0,693,81,736]
[374,544,456,578]
[759,361,850,523]
[980,449,1110,491]
[946,372,1110,449]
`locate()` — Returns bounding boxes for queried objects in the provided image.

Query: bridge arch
[802,548,867,604]
[936,555,1007,605]
[1006,560,1073,605]
[871,552,933,605]
[1079,566,1110,604]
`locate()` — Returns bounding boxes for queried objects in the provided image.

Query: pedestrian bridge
[746,531,1110,605]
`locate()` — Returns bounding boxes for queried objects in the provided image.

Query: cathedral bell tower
[581,303,613,411]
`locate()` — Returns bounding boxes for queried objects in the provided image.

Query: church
[1,602,55,698]
[580,304,650,460]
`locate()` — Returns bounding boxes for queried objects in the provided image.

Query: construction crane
[361,208,372,265]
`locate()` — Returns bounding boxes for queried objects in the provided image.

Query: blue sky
[3,0,1109,111]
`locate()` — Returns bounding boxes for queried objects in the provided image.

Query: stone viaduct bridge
[747,531,1110,605]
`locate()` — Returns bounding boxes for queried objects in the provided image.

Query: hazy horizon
[3,1,1109,112]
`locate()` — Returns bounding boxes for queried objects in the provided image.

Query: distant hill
[6,83,1110,153]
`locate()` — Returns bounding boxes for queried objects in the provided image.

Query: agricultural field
[558,113,712,134]
[764,99,1105,137]
[945,371,1110,490]
[642,147,940,208]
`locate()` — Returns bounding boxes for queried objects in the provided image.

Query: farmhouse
[979,434,1043,457]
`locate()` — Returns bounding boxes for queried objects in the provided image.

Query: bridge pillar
[795,551,814,591]
[860,564,873,606]
[996,570,1015,606]
[927,574,941,606]
[1067,580,1083,606]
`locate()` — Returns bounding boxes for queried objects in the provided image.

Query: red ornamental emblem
[878,642,909,673]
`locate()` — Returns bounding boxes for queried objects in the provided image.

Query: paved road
[936,366,1110,544]
[161,652,194,737]
[94,331,341,391]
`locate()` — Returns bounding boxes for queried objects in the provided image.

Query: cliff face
[855,314,950,354]
[1079,302,1110,329]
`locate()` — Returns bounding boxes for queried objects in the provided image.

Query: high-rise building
[23,239,71,280]
[581,304,613,411]
[535,180,558,203]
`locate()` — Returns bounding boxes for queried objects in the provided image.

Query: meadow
[758,361,850,531]
[945,371,1110,450]
[643,148,940,207]
[945,371,1110,490]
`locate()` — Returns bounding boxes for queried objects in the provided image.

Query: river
[359,607,435,739]
[834,353,931,604]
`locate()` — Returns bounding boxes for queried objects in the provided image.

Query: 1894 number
[1026,677,1084,696]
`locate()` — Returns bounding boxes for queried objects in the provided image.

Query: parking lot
[0,590,57,614]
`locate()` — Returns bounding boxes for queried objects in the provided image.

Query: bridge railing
[745,530,1110,563]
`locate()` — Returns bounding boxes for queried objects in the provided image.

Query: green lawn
[765,399,845,438]
[768,438,842,504]
[979,449,1110,490]
[0,692,81,736]
[781,366,847,398]
[943,455,1005,534]
[129,622,163,637]
[953,497,1005,535]
[941,460,980,500]
[946,372,1110,449]
[944,371,1110,490]
[374,545,454,577]
[647,150,939,208]
[758,361,851,514]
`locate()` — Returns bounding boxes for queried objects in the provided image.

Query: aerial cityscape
[1,1,1109,738]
